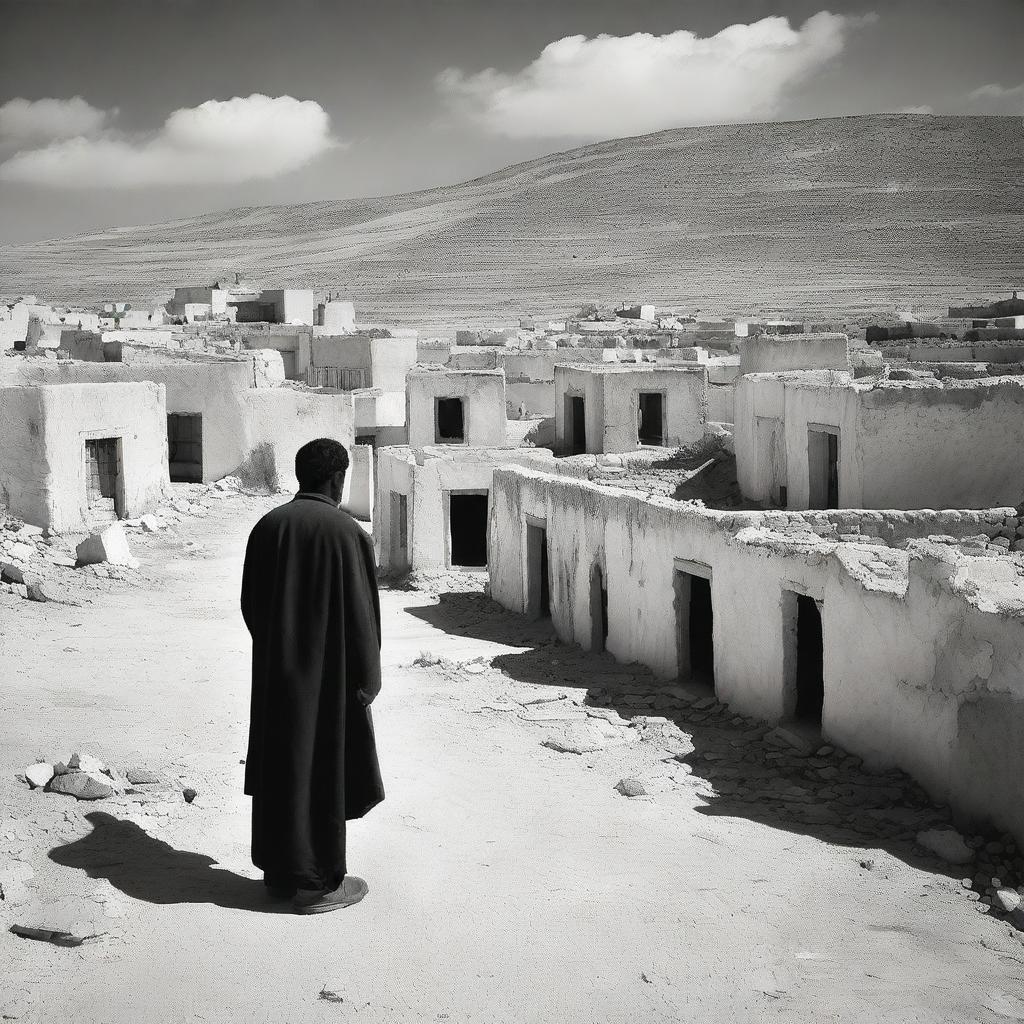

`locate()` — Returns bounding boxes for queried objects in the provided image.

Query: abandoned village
[3,277,1024,948]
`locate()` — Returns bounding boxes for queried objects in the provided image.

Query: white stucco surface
[405,368,507,448]
[554,364,708,454]
[736,372,1024,510]
[739,334,850,374]
[488,467,1024,843]
[0,382,169,531]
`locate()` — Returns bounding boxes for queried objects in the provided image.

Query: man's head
[295,438,350,503]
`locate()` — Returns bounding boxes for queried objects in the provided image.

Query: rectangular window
[436,397,465,443]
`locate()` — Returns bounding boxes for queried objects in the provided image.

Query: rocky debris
[9,924,102,947]
[68,752,105,774]
[49,771,114,801]
[125,767,163,785]
[542,720,632,754]
[995,888,1023,914]
[23,762,54,789]
[916,827,974,864]
[615,778,648,798]
[764,726,818,757]
[25,582,51,602]
[182,787,197,803]
[0,561,25,584]
[140,514,162,533]
[76,522,138,568]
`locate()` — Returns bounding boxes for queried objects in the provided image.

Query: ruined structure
[554,364,708,455]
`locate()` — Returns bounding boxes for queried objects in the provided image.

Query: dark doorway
[795,595,824,724]
[566,395,586,454]
[808,428,840,509]
[85,438,122,522]
[167,414,203,482]
[674,567,714,687]
[448,492,489,568]
[590,564,608,651]
[390,492,409,571]
[526,523,550,619]
[637,392,664,445]
[436,397,465,442]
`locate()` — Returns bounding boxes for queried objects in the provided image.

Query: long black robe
[240,492,384,890]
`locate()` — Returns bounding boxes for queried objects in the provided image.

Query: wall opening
[565,394,587,454]
[755,415,787,506]
[389,491,409,571]
[526,522,550,619]
[436,397,465,442]
[808,427,839,509]
[84,437,123,523]
[637,392,664,446]
[448,491,489,568]
[673,564,714,688]
[590,563,608,652]
[167,413,203,483]
[784,590,825,725]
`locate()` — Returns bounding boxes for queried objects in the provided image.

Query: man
[241,438,384,915]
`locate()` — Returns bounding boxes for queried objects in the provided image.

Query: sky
[0,0,1022,244]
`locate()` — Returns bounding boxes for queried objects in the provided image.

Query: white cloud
[0,94,337,188]
[967,82,1024,114]
[0,96,114,141]
[437,12,877,140]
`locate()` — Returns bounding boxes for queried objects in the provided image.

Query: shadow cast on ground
[49,811,291,914]
[410,590,1017,890]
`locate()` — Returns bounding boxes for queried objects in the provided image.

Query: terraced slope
[1,114,1021,329]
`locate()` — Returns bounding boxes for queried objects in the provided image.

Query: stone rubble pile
[0,477,244,600]
[17,753,195,805]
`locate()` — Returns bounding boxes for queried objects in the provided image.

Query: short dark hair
[295,438,349,491]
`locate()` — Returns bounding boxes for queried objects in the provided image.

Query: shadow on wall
[405,590,1021,887]
[235,442,280,492]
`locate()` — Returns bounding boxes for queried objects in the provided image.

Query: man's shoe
[293,875,368,915]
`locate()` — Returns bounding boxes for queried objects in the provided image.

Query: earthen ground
[2,491,1023,1024]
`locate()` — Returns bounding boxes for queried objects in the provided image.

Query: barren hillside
[1,114,1022,329]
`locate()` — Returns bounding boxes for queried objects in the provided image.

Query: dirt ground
[2,490,1024,1024]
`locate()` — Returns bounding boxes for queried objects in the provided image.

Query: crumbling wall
[489,466,1024,842]
[828,543,1024,842]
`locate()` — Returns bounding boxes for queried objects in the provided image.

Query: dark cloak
[240,492,384,890]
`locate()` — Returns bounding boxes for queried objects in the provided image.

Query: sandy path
[1,492,1023,1024]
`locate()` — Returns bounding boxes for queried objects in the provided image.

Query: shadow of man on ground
[49,811,288,914]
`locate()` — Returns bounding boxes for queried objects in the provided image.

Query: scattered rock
[916,828,974,864]
[0,562,25,584]
[48,771,113,801]
[76,523,138,568]
[25,582,51,603]
[68,752,105,774]
[615,778,648,798]
[995,889,1022,914]
[9,924,98,947]
[7,542,34,562]
[140,515,162,533]
[182,787,197,803]
[24,763,54,789]
[125,767,162,785]
[765,726,817,757]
